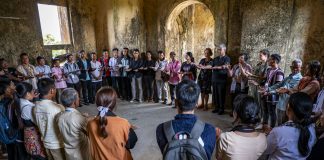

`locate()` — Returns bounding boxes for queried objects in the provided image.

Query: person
[266,59,303,125]
[55,88,90,160]
[16,53,39,89]
[15,82,46,159]
[109,48,120,97]
[0,58,21,83]
[33,78,65,160]
[313,69,324,114]
[127,49,144,103]
[278,60,321,102]
[121,47,132,101]
[216,95,267,160]
[154,51,168,104]
[63,54,82,105]
[262,53,284,131]
[156,80,217,160]
[307,109,324,160]
[90,52,103,98]
[208,44,231,115]
[100,49,112,86]
[263,92,316,159]
[116,50,125,99]
[77,50,93,105]
[0,80,29,160]
[246,49,269,110]
[35,56,52,79]
[166,51,181,106]
[196,48,213,110]
[180,52,197,81]
[227,52,252,116]
[51,58,67,104]
[87,87,138,160]
[143,51,156,102]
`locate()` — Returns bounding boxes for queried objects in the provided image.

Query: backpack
[162,120,208,160]
[0,99,18,144]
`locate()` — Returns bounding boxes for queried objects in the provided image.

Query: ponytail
[99,116,108,138]
[296,119,311,156]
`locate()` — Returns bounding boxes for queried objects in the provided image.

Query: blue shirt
[264,122,316,160]
[156,114,216,160]
[82,60,90,80]
[268,72,302,111]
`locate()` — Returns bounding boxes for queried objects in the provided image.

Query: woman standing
[227,53,252,116]
[143,51,156,102]
[51,58,67,104]
[180,52,197,81]
[197,48,213,110]
[127,49,144,103]
[87,87,137,160]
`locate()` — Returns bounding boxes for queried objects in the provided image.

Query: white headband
[97,106,109,117]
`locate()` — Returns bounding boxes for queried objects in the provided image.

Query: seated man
[156,80,217,160]
[55,88,90,160]
[33,78,65,160]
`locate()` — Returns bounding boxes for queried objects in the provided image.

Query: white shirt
[313,88,324,113]
[109,57,120,77]
[19,98,35,122]
[34,99,64,149]
[35,65,52,79]
[90,61,102,82]
[16,64,39,89]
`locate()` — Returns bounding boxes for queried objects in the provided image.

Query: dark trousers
[212,82,227,110]
[169,84,177,102]
[231,84,249,111]
[263,102,277,128]
[92,81,102,99]
[143,76,154,100]
[102,76,112,87]
[67,82,81,98]
[111,77,119,96]
[117,77,124,98]
[80,80,93,103]
[7,142,30,160]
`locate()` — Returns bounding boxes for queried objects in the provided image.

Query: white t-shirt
[90,61,102,82]
[20,98,35,122]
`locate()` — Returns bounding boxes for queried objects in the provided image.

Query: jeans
[212,82,226,110]
[102,76,112,87]
[263,102,277,128]
[131,76,143,101]
[169,84,177,102]
[143,76,154,100]
[80,80,92,103]
[156,80,168,101]
[92,81,102,99]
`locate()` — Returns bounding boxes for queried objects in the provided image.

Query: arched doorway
[165,1,215,62]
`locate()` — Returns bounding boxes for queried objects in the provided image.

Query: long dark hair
[233,95,260,125]
[307,60,321,80]
[96,87,117,138]
[13,82,32,129]
[288,92,313,156]
[186,52,195,63]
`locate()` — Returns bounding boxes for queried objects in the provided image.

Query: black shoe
[218,109,224,115]
[163,100,167,104]
[84,102,89,105]
[79,103,83,107]
[212,108,219,113]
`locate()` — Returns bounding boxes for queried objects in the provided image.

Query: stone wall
[0,0,96,66]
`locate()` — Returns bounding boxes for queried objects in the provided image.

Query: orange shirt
[88,116,133,160]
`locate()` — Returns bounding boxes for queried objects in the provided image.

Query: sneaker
[168,101,174,106]
[158,100,164,103]
[218,109,224,115]
[163,100,168,104]
[130,100,135,103]
[139,100,143,103]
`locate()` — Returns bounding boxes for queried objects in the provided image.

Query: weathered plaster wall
[240,0,324,74]
[95,0,146,53]
[0,0,96,65]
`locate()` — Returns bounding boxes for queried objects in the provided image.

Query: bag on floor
[162,120,208,160]
[0,99,18,144]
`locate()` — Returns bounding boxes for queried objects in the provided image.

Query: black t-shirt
[143,60,156,77]
[181,62,197,81]
[211,55,231,83]
[129,59,144,78]
[0,68,18,83]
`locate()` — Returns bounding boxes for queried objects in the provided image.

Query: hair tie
[97,106,109,117]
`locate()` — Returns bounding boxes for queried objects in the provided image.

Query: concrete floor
[78,100,233,160]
